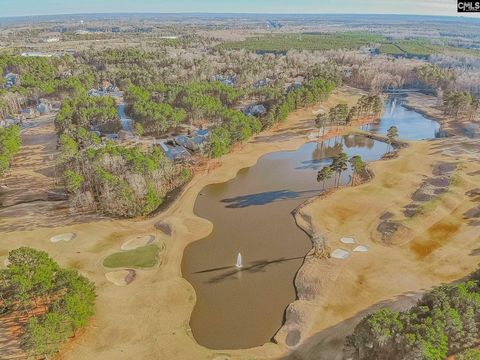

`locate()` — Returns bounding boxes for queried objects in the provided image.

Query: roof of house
[243,104,267,116]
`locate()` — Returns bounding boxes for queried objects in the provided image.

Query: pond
[361,96,442,140]
[181,96,441,350]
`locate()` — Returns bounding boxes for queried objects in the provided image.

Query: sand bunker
[50,233,76,243]
[105,269,136,286]
[121,235,156,251]
[155,221,172,236]
[353,245,369,252]
[212,356,231,360]
[331,249,350,259]
[464,207,480,219]
[466,188,480,198]
[380,211,394,220]
[340,237,356,244]
[404,204,420,217]
[377,221,408,243]
[432,162,457,176]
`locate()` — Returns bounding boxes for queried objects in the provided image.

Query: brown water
[181,135,387,349]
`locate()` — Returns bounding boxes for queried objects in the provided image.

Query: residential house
[254,78,270,89]
[174,131,209,153]
[21,107,37,119]
[3,73,19,89]
[37,100,52,115]
[213,74,237,86]
[243,104,267,117]
[158,140,191,162]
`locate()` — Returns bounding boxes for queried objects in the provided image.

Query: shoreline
[53,86,369,360]
[275,131,407,348]
[283,93,480,359]
[167,87,376,351]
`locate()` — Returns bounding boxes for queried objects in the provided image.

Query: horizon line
[0,11,478,20]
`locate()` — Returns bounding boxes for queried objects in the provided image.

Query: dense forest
[59,139,191,217]
[55,95,120,134]
[0,247,96,358]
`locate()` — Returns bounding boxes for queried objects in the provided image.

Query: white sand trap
[105,269,136,286]
[340,237,356,244]
[3,258,10,267]
[121,235,156,251]
[331,249,350,259]
[353,245,369,252]
[50,233,76,243]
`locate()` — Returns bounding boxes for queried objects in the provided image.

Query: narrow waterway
[181,96,441,350]
[361,95,441,140]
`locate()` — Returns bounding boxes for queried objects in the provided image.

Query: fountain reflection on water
[182,96,442,349]
[362,95,441,140]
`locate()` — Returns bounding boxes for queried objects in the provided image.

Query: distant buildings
[61,70,73,78]
[286,79,304,93]
[88,81,120,97]
[213,74,237,86]
[254,78,271,89]
[243,104,267,117]
[21,107,37,119]
[0,118,18,128]
[266,20,283,29]
[21,52,55,57]
[3,73,19,89]
[44,37,60,43]
[37,100,52,115]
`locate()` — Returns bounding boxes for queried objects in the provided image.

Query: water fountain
[236,253,243,269]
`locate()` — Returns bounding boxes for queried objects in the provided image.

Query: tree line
[443,90,480,120]
[0,124,21,177]
[314,95,384,138]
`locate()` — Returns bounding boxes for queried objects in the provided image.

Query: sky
[0,0,470,18]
